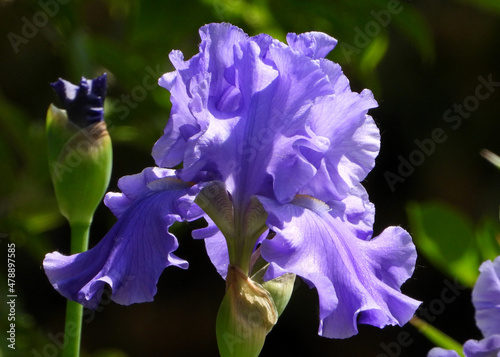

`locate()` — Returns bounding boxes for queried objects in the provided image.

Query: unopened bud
[46,74,112,226]
[216,265,277,357]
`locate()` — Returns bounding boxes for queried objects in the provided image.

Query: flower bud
[46,74,112,226]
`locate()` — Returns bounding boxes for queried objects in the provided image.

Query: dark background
[1,0,499,356]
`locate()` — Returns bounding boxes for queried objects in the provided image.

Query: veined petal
[473,256,500,338]
[258,195,420,339]
[304,62,379,201]
[43,168,202,309]
[319,183,375,241]
[154,23,378,206]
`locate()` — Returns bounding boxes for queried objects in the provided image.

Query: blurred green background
[1,0,500,356]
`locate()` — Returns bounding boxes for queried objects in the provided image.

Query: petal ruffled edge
[258,195,420,338]
[44,168,202,309]
[286,31,338,59]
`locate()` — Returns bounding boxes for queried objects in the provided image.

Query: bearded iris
[44,23,420,339]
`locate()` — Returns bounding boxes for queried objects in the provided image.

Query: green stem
[62,222,90,357]
[410,316,464,356]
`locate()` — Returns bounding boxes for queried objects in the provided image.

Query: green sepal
[216,265,277,357]
[46,104,112,226]
[252,265,295,317]
[195,182,268,274]
[195,181,235,240]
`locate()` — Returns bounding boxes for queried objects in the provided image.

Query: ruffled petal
[43,168,202,309]
[473,256,500,338]
[304,63,379,201]
[258,195,420,339]
[286,31,337,59]
[320,183,375,241]
[463,335,500,357]
[154,22,378,206]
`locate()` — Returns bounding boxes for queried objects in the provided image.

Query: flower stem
[409,316,464,356]
[62,222,90,357]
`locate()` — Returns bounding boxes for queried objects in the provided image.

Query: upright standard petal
[154,23,378,206]
[258,195,420,338]
[286,31,338,59]
[43,168,202,309]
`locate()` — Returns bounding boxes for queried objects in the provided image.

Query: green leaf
[476,217,500,262]
[360,32,389,75]
[407,201,481,287]
[392,5,435,62]
[456,0,500,14]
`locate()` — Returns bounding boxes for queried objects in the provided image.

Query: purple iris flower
[428,256,500,357]
[44,23,420,338]
[51,73,107,127]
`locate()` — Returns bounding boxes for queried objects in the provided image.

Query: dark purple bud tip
[51,73,107,128]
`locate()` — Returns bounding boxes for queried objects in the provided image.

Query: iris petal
[258,195,420,338]
[191,216,230,279]
[154,23,378,206]
[286,31,338,59]
[463,335,500,357]
[43,168,201,309]
[427,348,461,357]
